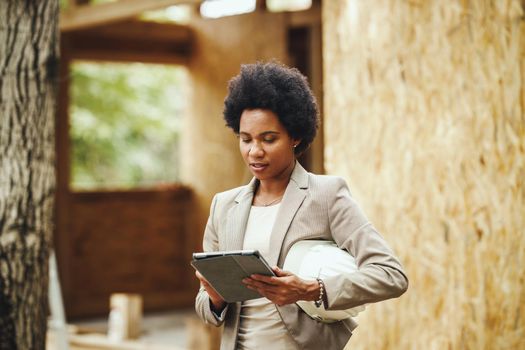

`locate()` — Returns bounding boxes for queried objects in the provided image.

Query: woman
[195,62,408,349]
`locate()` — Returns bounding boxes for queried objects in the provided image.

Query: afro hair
[223,61,319,155]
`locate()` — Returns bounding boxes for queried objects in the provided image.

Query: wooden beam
[60,0,201,32]
[61,20,192,65]
[74,18,193,42]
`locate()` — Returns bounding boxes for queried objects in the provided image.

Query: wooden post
[108,294,143,340]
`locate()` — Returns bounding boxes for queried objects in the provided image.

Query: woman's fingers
[196,271,214,289]
[247,274,281,285]
[272,266,293,277]
[195,270,207,283]
[243,275,290,291]
[195,270,226,307]
[243,271,314,306]
[244,277,299,295]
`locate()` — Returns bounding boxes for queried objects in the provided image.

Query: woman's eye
[241,139,251,143]
[263,138,275,143]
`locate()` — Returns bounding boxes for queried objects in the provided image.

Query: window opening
[69,61,187,190]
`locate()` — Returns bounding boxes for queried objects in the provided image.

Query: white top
[237,204,297,350]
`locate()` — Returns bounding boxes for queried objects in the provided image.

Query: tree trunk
[0,1,58,349]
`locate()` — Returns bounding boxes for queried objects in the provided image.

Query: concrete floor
[80,308,195,347]
[48,308,196,350]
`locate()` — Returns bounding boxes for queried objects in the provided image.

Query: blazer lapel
[223,178,257,251]
[266,162,309,267]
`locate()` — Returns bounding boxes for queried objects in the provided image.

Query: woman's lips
[250,163,268,172]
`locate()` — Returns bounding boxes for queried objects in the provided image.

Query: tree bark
[0,1,58,349]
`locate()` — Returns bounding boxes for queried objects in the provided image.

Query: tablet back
[192,253,274,303]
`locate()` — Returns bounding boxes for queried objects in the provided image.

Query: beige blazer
[195,162,408,350]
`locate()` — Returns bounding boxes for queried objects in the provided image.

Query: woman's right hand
[195,270,226,313]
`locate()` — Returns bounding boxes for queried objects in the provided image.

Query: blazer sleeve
[194,194,229,326]
[323,177,409,310]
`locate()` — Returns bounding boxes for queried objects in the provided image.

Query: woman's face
[239,109,299,182]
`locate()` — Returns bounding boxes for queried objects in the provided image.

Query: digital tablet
[191,250,275,303]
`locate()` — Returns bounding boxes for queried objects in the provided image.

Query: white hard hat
[283,240,366,323]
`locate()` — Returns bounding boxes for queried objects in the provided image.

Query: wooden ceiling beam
[60,0,201,32]
[61,19,193,65]
[70,19,193,41]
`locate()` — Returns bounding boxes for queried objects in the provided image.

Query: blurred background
[50,0,523,349]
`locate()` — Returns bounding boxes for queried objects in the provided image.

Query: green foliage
[70,61,186,190]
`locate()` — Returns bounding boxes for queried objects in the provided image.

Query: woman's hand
[195,270,226,313]
[242,266,320,306]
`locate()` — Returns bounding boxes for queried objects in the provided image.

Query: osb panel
[181,10,288,250]
[66,188,194,317]
[323,1,524,349]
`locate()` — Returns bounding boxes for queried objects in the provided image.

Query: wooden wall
[64,188,194,317]
[323,1,524,349]
[55,187,195,318]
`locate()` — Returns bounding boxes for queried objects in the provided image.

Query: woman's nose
[249,142,264,157]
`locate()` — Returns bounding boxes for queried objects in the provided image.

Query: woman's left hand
[242,266,320,306]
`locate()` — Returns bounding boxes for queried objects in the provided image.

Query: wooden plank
[74,19,193,42]
[63,36,190,65]
[60,0,201,32]
[62,20,193,65]
[54,46,73,313]
[70,187,193,200]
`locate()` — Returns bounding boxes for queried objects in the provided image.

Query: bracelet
[314,278,325,308]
